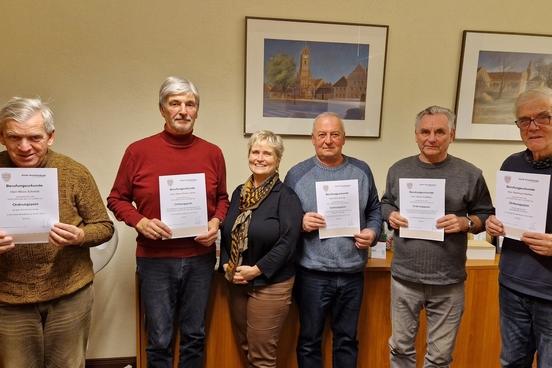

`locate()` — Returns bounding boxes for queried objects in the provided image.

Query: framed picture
[455,30,552,140]
[244,17,388,137]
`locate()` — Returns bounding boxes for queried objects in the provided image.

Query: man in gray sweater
[285,112,382,368]
[381,106,494,368]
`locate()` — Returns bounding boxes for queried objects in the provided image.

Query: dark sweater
[107,129,229,258]
[220,180,302,286]
[499,150,552,301]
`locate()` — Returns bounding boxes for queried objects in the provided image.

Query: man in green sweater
[381,105,494,368]
[0,97,114,367]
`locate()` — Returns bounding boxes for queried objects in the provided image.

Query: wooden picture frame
[455,30,552,140]
[244,17,388,137]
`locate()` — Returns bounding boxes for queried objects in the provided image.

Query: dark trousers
[295,267,364,368]
[137,253,215,368]
[500,284,552,368]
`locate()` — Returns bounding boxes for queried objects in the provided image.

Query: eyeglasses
[515,114,552,129]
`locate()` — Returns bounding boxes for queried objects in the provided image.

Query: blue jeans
[137,253,215,368]
[500,284,552,368]
[295,267,364,368]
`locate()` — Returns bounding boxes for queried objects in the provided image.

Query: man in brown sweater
[0,97,114,368]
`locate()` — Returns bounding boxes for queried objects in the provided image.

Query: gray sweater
[381,155,494,285]
[285,156,382,273]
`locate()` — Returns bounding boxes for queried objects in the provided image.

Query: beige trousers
[228,277,294,368]
[0,283,93,368]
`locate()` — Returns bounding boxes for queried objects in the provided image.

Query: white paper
[496,170,550,240]
[0,168,59,243]
[159,173,208,239]
[370,241,387,259]
[315,179,360,239]
[399,178,445,241]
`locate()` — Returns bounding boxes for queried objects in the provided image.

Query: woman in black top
[220,130,302,367]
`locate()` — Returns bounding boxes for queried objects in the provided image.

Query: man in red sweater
[108,76,229,368]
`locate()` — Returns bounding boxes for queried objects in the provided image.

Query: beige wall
[1,0,547,358]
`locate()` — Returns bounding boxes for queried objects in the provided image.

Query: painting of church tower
[262,38,370,120]
[297,46,314,99]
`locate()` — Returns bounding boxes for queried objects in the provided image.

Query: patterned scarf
[524,149,552,169]
[225,172,279,282]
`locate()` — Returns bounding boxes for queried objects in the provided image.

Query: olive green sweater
[0,150,114,304]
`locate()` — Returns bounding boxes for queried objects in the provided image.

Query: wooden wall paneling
[137,254,503,368]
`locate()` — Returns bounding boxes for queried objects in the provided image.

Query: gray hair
[415,105,456,130]
[0,97,55,134]
[248,130,284,163]
[515,87,552,114]
[312,112,346,135]
[159,76,200,107]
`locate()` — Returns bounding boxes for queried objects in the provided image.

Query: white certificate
[315,179,360,239]
[0,168,59,244]
[159,173,208,239]
[399,178,445,241]
[496,170,550,240]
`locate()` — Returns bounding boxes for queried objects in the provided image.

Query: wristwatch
[465,216,474,233]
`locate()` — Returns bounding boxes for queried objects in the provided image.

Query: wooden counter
[137,253,501,367]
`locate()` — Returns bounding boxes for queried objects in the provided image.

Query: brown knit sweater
[0,150,114,304]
